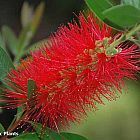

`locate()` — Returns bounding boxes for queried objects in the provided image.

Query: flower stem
[106,24,140,55]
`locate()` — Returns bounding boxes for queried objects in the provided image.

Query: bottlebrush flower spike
[0,13,140,131]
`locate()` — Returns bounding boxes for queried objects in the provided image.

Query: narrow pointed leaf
[0,33,6,50]
[16,106,24,120]
[2,26,18,55]
[14,2,45,63]
[103,5,140,29]
[31,2,45,34]
[0,46,14,80]
[27,79,36,98]
[21,2,33,27]
[0,123,5,132]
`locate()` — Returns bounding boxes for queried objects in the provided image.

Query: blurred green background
[69,80,140,140]
[0,0,140,140]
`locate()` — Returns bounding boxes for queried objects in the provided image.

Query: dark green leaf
[0,46,14,80]
[27,79,36,98]
[2,26,18,55]
[60,132,88,140]
[121,0,140,9]
[45,129,62,140]
[31,122,62,140]
[32,122,88,140]
[85,0,113,20]
[0,123,5,132]
[103,5,140,29]
[11,133,39,140]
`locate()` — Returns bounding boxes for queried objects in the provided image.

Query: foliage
[0,0,140,140]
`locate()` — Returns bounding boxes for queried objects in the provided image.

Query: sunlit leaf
[0,46,14,80]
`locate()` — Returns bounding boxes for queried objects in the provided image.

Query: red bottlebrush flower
[0,13,139,131]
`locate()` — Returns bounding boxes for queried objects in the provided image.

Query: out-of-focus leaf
[121,0,140,9]
[11,133,39,140]
[15,25,32,57]
[0,46,14,80]
[2,26,18,55]
[21,2,33,27]
[27,79,36,99]
[14,2,45,64]
[31,2,45,34]
[85,0,113,20]
[0,123,5,132]
[136,31,140,41]
[61,132,88,140]
[0,33,5,50]
[103,5,140,29]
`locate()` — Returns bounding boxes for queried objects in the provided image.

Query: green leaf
[2,26,18,55]
[32,122,88,140]
[27,79,36,98]
[45,129,62,140]
[85,0,113,20]
[0,123,5,132]
[60,132,88,140]
[14,2,45,64]
[21,2,33,27]
[16,106,24,120]
[0,33,6,50]
[31,122,62,140]
[121,0,140,9]
[31,2,45,34]
[103,5,140,29]
[11,133,39,140]
[0,46,14,80]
